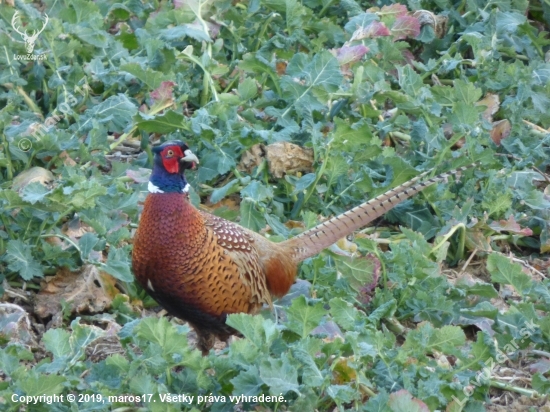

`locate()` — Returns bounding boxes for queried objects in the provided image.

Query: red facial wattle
[160,146,184,174]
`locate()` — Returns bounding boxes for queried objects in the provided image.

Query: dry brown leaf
[335,238,358,253]
[59,151,77,166]
[34,265,119,320]
[490,119,511,146]
[276,61,287,75]
[248,142,314,178]
[284,220,306,230]
[332,357,357,384]
[239,144,266,173]
[465,228,492,252]
[62,218,95,240]
[238,142,314,179]
[204,196,240,211]
[414,10,448,39]
[12,166,54,192]
[477,93,500,122]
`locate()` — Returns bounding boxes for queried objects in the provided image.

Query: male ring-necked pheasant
[132,140,471,354]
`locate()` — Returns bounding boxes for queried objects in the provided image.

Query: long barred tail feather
[284,163,477,262]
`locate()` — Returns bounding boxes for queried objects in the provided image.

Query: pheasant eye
[166,150,174,157]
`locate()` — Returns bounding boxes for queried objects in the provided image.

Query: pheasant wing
[202,213,273,312]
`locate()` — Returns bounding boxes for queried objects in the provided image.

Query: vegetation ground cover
[1,0,550,411]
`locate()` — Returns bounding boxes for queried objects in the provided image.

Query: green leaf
[324,156,348,190]
[397,65,424,98]
[259,354,301,395]
[453,79,483,104]
[42,329,71,358]
[3,240,43,280]
[332,118,376,152]
[196,152,220,182]
[285,295,327,338]
[292,348,325,387]
[72,26,109,47]
[69,183,108,209]
[210,179,239,204]
[486,253,531,296]
[481,191,512,218]
[449,101,480,127]
[292,173,316,194]
[239,198,265,231]
[455,331,494,374]
[462,283,498,298]
[327,384,356,404]
[368,299,397,324]
[334,255,379,295]
[135,110,187,134]
[83,94,138,133]
[238,78,258,100]
[329,297,362,330]
[226,313,278,350]
[241,180,273,203]
[281,51,342,114]
[69,319,104,356]
[239,53,278,87]
[532,373,550,394]
[121,63,170,89]
[161,24,211,42]
[431,325,466,353]
[230,366,263,396]
[78,232,99,260]
[136,317,187,357]
[103,247,133,282]
[129,373,158,398]
[17,373,66,397]
[20,182,51,204]
[495,11,527,35]
[264,213,291,237]
[460,301,498,320]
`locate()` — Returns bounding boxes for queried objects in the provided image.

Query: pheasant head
[149,141,199,193]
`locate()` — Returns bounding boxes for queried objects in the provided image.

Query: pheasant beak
[181,149,199,169]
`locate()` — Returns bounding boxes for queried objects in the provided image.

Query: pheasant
[132,140,472,354]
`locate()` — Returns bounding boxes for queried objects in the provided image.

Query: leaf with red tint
[489,215,533,236]
[365,21,391,38]
[530,359,550,374]
[358,253,380,304]
[333,45,369,66]
[333,253,380,304]
[402,49,416,65]
[150,81,176,104]
[380,4,408,18]
[388,389,430,412]
[367,4,408,18]
[351,22,390,41]
[391,16,421,40]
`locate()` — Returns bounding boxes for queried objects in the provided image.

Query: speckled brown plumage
[132,192,291,352]
[132,141,474,354]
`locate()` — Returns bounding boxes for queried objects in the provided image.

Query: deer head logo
[11,11,49,54]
